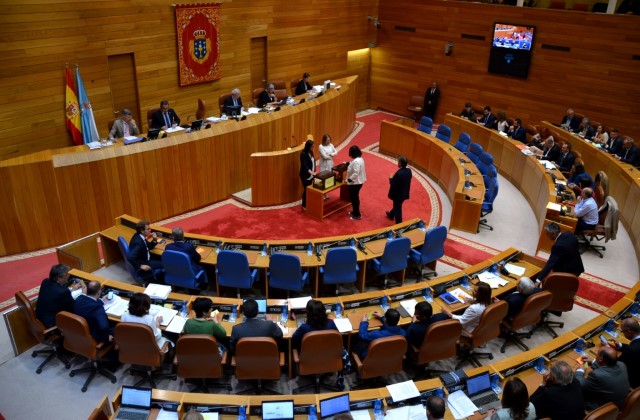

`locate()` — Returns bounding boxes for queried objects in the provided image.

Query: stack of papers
[383,405,427,420]
[521,149,534,155]
[333,318,353,333]
[86,141,102,150]
[447,390,478,419]
[505,263,526,276]
[477,271,509,289]
[206,116,222,123]
[386,380,420,403]
[399,299,419,317]
[149,304,177,326]
[165,316,187,334]
[144,284,172,300]
[165,126,184,133]
[246,107,261,114]
[288,296,312,310]
[105,296,129,317]
[541,160,557,170]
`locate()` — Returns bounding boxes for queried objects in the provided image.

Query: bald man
[574,187,599,233]
[613,318,640,388]
[575,346,629,410]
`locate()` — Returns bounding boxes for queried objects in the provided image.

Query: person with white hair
[223,88,243,115]
[502,277,541,319]
[257,83,278,108]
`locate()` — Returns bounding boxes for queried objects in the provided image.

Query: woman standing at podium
[347,145,366,220]
[299,138,316,211]
[319,134,337,200]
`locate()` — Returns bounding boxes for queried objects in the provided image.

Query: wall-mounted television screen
[488,23,536,78]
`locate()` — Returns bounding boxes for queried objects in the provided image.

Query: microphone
[395,224,413,237]
[358,240,368,255]
[315,244,322,262]
[321,237,350,250]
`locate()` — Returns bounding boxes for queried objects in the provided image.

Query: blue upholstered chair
[409,226,447,279]
[467,143,483,165]
[320,247,359,295]
[417,116,433,135]
[161,250,207,291]
[479,166,499,231]
[434,124,451,143]
[370,237,411,289]
[454,132,472,154]
[216,250,258,298]
[268,253,309,297]
[117,236,158,286]
[477,151,494,177]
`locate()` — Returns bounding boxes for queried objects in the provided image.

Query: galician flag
[76,67,100,144]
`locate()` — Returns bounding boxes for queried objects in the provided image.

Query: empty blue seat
[454,132,472,154]
[479,166,499,231]
[268,253,309,297]
[467,143,483,165]
[434,125,451,143]
[370,237,411,289]
[216,250,258,298]
[162,250,207,291]
[417,116,433,134]
[477,151,494,177]
[409,226,447,279]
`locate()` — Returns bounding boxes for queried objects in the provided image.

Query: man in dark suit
[459,102,475,121]
[507,118,527,143]
[165,227,203,275]
[502,277,541,319]
[476,105,496,129]
[223,88,243,116]
[606,128,624,155]
[577,117,596,140]
[386,156,412,223]
[616,136,639,166]
[555,142,576,173]
[257,84,278,108]
[560,108,581,132]
[230,299,283,355]
[405,301,448,349]
[531,360,585,419]
[532,222,584,282]
[575,346,629,410]
[615,317,640,388]
[150,100,180,130]
[128,220,163,280]
[36,264,85,328]
[295,73,313,95]
[74,281,112,344]
[422,81,440,119]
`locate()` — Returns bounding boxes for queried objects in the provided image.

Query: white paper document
[165,315,187,334]
[541,160,556,170]
[449,288,473,302]
[477,271,509,289]
[149,304,177,326]
[206,116,222,123]
[546,202,562,212]
[144,284,172,300]
[333,317,354,333]
[105,298,129,317]
[399,299,419,317]
[155,408,179,420]
[289,296,312,310]
[447,389,478,419]
[247,107,261,114]
[505,263,526,276]
[87,141,102,150]
[521,149,534,156]
[383,405,427,420]
[386,380,420,403]
[124,135,138,141]
[165,126,185,133]
[201,413,219,420]
[350,409,371,420]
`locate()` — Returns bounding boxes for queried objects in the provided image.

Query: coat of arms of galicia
[189,29,211,64]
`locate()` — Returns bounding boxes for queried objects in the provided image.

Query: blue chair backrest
[418,116,433,134]
[117,236,139,279]
[477,152,494,176]
[483,167,499,211]
[269,253,305,291]
[468,143,483,164]
[417,226,447,265]
[434,125,451,143]
[379,237,412,273]
[217,250,253,288]
[162,250,199,289]
[323,248,358,285]
[454,132,471,153]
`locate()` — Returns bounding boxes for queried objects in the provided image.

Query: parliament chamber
[1,0,639,418]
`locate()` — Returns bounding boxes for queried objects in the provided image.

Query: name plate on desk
[316,238,352,250]
[612,301,637,321]
[270,243,308,253]
[266,304,286,314]
[500,358,538,378]
[211,303,234,312]
[545,338,581,360]
[395,221,424,237]
[360,230,392,244]
[185,405,241,415]
[583,321,608,341]
[223,243,263,252]
[343,297,383,310]
[433,277,464,296]
[389,288,428,302]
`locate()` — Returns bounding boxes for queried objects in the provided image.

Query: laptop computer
[243,298,268,320]
[261,400,295,420]
[465,372,501,411]
[319,393,350,419]
[114,386,152,420]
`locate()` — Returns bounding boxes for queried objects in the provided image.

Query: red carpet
[0,251,57,310]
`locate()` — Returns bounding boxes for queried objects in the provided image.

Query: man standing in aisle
[422,82,440,119]
[386,156,412,223]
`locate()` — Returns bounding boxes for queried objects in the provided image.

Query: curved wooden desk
[0,77,357,257]
[250,142,306,206]
[539,121,640,261]
[379,120,485,234]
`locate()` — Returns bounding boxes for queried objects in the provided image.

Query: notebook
[261,400,294,420]
[114,386,152,420]
[319,393,350,419]
[464,372,501,411]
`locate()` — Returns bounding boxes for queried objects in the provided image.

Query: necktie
[234,99,237,106]
[164,112,171,128]
[123,122,130,137]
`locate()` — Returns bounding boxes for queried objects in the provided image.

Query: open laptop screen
[319,393,350,418]
[262,400,294,420]
[466,372,492,397]
[121,386,152,409]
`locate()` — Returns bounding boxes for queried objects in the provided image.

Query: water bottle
[180,301,188,318]
[334,303,343,319]
[261,242,267,256]
[307,241,313,256]
[435,388,444,398]
[229,304,238,323]
[387,230,393,240]
[490,374,503,394]
[238,405,246,420]
[418,220,425,231]
[373,399,383,420]
[423,287,433,303]
[605,319,618,337]
[281,305,289,323]
[491,264,498,274]
[535,356,549,375]
[308,405,317,420]
[216,240,222,254]
[631,302,639,317]
[349,238,356,249]
[381,295,389,311]
[575,338,586,355]
[461,274,471,290]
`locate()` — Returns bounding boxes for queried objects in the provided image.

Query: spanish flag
[65,67,83,145]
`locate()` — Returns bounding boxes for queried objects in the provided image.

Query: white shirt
[318,143,337,172]
[347,157,366,185]
[452,303,486,333]
[574,196,599,225]
[121,312,170,350]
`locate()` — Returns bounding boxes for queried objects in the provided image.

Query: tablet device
[319,393,350,418]
[440,292,460,305]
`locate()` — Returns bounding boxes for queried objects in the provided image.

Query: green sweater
[183,318,226,340]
